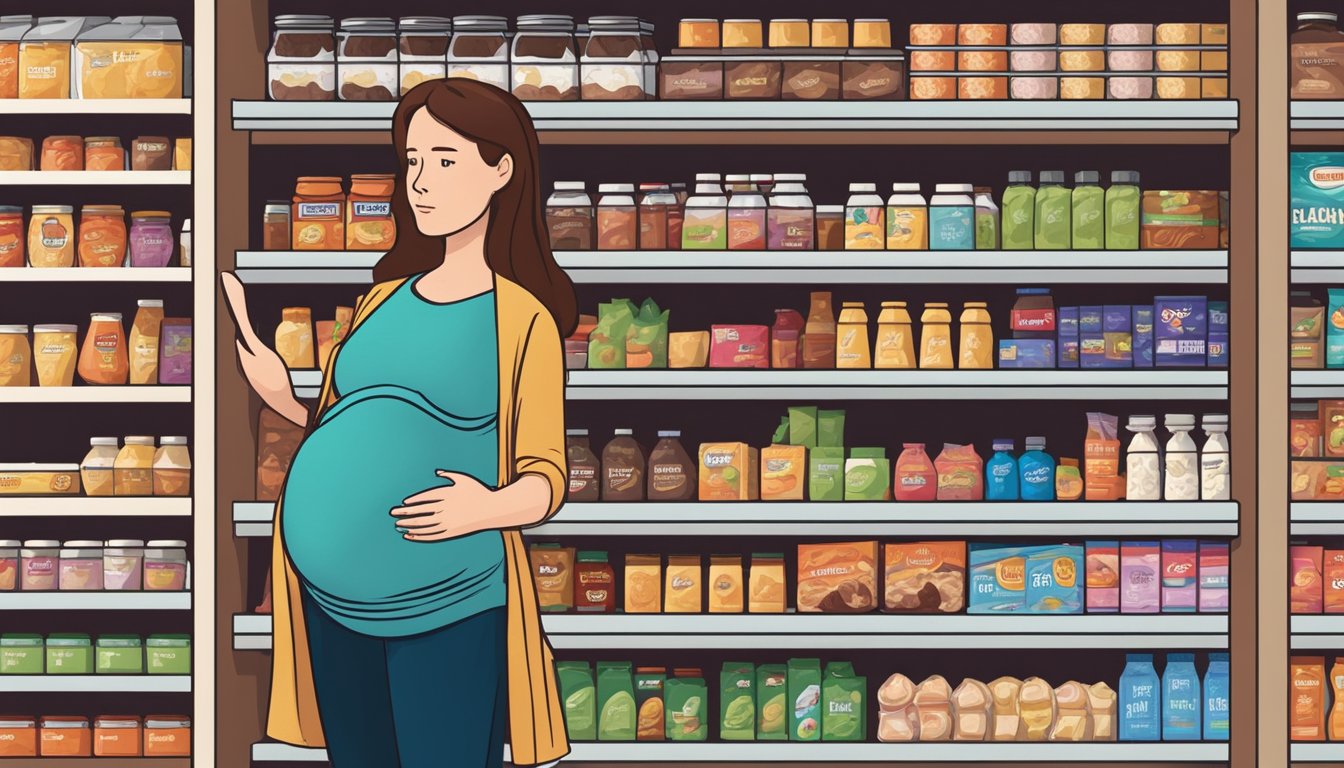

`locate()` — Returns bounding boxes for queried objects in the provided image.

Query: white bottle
[886,183,928,250]
[1200,414,1230,501]
[1125,415,1161,501]
[844,182,885,250]
[1164,414,1199,501]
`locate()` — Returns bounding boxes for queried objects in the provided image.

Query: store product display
[0,539,187,590]
[270,304,353,372]
[0,134,189,171]
[0,301,191,386]
[0,632,190,674]
[1290,656,1344,741]
[1293,153,1344,248]
[1290,290,1344,369]
[0,714,191,758]
[1289,399,1344,500]
[908,22,1229,100]
[1292,12,1344,100]
[0,15,184,100]
[0,205,186,269]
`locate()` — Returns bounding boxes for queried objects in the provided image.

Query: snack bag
[628,298,669,368]
[935,443,984,500]
[895,443,938,501]
[1084,412,1125,500]
[1291,657,1327,741]
[589,300,637,369]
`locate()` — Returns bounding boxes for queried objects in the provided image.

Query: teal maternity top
[282,277,506,638]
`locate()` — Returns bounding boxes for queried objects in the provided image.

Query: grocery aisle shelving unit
[0,267,192,283]
[0,676,192,693]
[219,2,1264,767]
[0,497,192,517]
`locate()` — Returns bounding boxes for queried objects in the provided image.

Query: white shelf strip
[0,675,191,693]
[0,386,191,404]
[1292,503,1344,534]
[1294,743,1344,762]
[0,592,191,610]
[0,99,191,115]
[1291,615,1344,649]
[1293,101,1344,130]
[0,170,191,185]
[0,496,191,517]
[0,267,191,283]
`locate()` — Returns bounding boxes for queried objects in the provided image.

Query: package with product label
[1057,307,1079,368]
[998,339,1055,369]
[558,661,596,741]
[1293,545,1326,614]
[822,663,866,741]
[1025,545,1083,614]
[883,541,966,613]
[1208,300,1229,367]
[796,541,878,613]
[1331,291,1344,369]
[1085,540,1120,613]
[968,544,1027,613]
[709,325,769,368]
[756,664,787,740]
[935,443,983,500]
[788,658,823,741]
[808,447,845,501]
[1160,540,1198,612]
[666,670,708,741]
[845,448,891,501]
[720,662,755,741]
[1293,153,1344,248]
[1120,541,1160,613]
[596,662,637,741]
[698,443,758,501]
[1141,190,1220,249]
[1132,306,1155,368]
[1326,550,1344,613]
[1291,657,1328,741]
[1102,306,1133,368]
[894,443,937,501]
[635,667,666,741]
[1078,306,1105,369]
[760,444,806,501]
[1084,412,1125,500]
[1198,540,1230,613]
[1154,296,1208,367]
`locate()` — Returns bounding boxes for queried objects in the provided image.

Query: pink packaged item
[709,325,769,368]
[1120,541,1160,614]
[894,443,938,501]
[1160,540,1197,612]
[1198,540,1229,613]
[1085,541,1119,613]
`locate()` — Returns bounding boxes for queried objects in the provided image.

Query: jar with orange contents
[27,205,74,268]
[291,176,345,250]
[0,206,22,268]
[346,173,395,250]
[84,137,125,171]
[78,206,127,268]
[40,135,83,171]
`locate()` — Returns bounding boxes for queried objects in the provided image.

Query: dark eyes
[405,158,452,168]
[407,157,417,167]
[441,159,453,168]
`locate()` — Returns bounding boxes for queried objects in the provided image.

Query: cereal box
[1325,550,1344,614]
[1132,306,1154,368]
[1198,540,1229,613]
[1026,545,1083,614]
[883,541,966,613]
[1292,153,1344,249]
[1160,540,1198,612]
[1085,540,1120,613]
[1120,541,1160,613]
[968,544,1028,613]
[1153,296,1208,367]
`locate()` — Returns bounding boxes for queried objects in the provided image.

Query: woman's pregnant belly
[281,385,505,610]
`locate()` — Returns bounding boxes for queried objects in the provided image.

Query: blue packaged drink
[1132,306,1154,368]
[1058,306,1079,368]
[1203,653,1230,741]
[1208,301,1229,368]
[1019,436,1055,501]
[1119,653,1161,741]
[985,439,1019,501]
[1162,653,1201,741]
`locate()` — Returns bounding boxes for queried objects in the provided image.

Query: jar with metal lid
[103,539,144,590]
[144,540,188,591]
[84,137,124,171]
[114,436,155,496]
[398,16,451,95]
[21,540,58,591]
[78,205,127,268]
[447,15,509,90]
[596,183,636,250]
[292,177,346,251]
[511,15,578,101]
[81,437,119,496]
[639,19,659,99]
[581,16,646,100]
[27,205,73,268]
[338,17,398,101]
[153,436,191,497]
[263,201,290,250]
[129,211,174,268]
[545,181,593,250]
[346,174,396,251]
[267,15,336,101]
[0,539,19,591]
[0,205,22,267]
[0,324,30,387]
[638,184,676,250]
[59,540,103,591]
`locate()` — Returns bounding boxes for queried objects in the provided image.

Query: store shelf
[250,740,1230,763]
[5,761,192,768]
[235,613,1227,651]
[0,592,190,610]
[233,100,1240,135]
[0,171,191,185]
[0,98,191,115]
[1292,101,1344,131]
[1292,250,1344,283]
[0,675,190,692]
[1294,743,1344,762]
[1291,371,1344,398]
[1292,503,1344,535]
[234,500,1239,538]
[0,267,192,283]
[0,386,191,404]
[234,251,379,284]
[1290,615,1344,649]
[0,496,191,517]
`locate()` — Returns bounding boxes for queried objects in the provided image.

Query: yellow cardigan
[265,274,570,766]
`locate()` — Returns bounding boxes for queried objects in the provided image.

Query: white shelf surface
[1291,251,1344,283]
[0,592,191,610]
[0,267,191,282]
[1294,743,1344,762]
[0,386,191,404]
[0,98,191,115]
[234,99,1240,132]
[1292,101,1344,130]
[0,496,191,517]
[250,741,1230,763]
[0,675,191,693]
[1292,503,1344,534]
[234,500,1239,538]
[1292,370,1344,399]
[235,613,1227,651]
[0,170,190,185]
[1291,615,1344,649]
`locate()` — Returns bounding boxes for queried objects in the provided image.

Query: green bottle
[974,186,1000,250]
[1001,171,1035,251]
[1072,171,1105,250]
[1034,170,1071,250]
[1106,170,1141,250]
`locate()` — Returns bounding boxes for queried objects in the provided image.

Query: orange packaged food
[0,716,36,757]
[883,541,966,613]
[292,176,345,250]
[78,205,127,267]
[143,716,190,757]
[958,77,1008,100]
[1293,403,1322,457]
[910,77,956,100]
[958,24,1008,46]
[0,41,17,100]
[40,717,90,757]
[797,541,878,613]
[1293,545,1325,614]
[0,136,33,170]
[41,135,83,170]
[1323,400,1344,458]
[77,312,129,385]
[346,173,396,250]
[910,51,954,72]
[84,137,124,171]
[698,442,758,501]
[760,443,805,501]
[93,716,141,757]
[935,443,984,500]
[0,206,22,267]
[27,205,74,267]
[909,24,956,46]
[1084,412,1125,501]
[958,50,1008,72]
[1326,550,1344,613]
[1291,658,1328,741]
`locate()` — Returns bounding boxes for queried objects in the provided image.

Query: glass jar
[596,184,637,250]
[682,173,728,250]
[512,15,578,101]
[153,436,191,497]
[267,15,336,101]
[346,174,396,251]
[129,212,174,268]
[59,540,103,591]
[581,16,646,100]
[816,205,845,251]
[0,540,18,591]
[338,17,398,101]
[0,325,30,387]
[398,16,451,95]
[638,184,676,250]
[263,202,290,250]
[767,173,815,251]
[144,540,188,591]
[81,437,119,497]
[447,15,509,90]
[20,540,58,591]
[77,313,128,386]
[546,182,593,250]
[33,324,77,386]
[0,205,22,267]
[114,436,155,496]
[292,177,346,251]
[77,205,126,268]
[727,175,767,251]
[27,205,74,268]
[640,20,659,100]
[83,137,124,171]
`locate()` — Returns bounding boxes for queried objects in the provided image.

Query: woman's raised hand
[221,272,309,426]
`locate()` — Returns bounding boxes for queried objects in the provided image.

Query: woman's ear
[494,153,514,192]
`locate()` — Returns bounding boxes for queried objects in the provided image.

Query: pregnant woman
[222,79,576,768]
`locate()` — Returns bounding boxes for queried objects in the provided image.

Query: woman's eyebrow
[429,147,458,152]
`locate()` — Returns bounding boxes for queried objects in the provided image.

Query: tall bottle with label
[973,186,1000,250]
[885,183,928,250]
[836,302,871,369]
[1125,415,1161,501]
[918,302,953,369]
[1119,653,1161,741]
[1001,171,1035,250]
[1164,414,1199,501]
[958,301,993,369]
[1034,171,1071,250]
[566,428,600,501]
[874,301,915,369]
[681,173,727,250]
[1200,414,1230,501]
[648,430,696,501]
[602,429,645,501]
[985,439,1019,501]
[844,183,884,250]
[1071,171,1104,250]
[1019,437,1055,501]
[1106,171,1141,250]
[929,184,974,250]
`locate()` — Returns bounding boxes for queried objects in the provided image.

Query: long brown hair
[376,79,578,336]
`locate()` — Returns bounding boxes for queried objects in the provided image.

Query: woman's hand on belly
[392,469,499,542]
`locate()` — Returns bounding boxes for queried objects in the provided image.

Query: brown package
[909,24,956,46]
[530,544,575,612]
[256,407,305,501]
[796,541,878,613]
[802,291,837,369]
[914,676,953,741]
[1331,660,1344,739]
[603,430,646,501]
[1294,403,1323,457]
[1324,400,1344,458]
[726,58,783,99]
[782,59,841,100]
[1292,657,1327,741]
[883,541,966,613]
[1140,191,1221,249]
[842,56,905,100]
[909,51,954,72]
[625,554,661,613]
[661,57,724,100]
[1293,13,1344,99]
[131,137,172,171]
[648,432,696,501]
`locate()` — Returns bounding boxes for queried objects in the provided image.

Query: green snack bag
[666,673,708,741]
[757,664,788,740]
[0,634,44,675]
[788,406,818,448]
[589,300,637,369]
[720,662,756,741]
[635,667,667,741]
[809,447,845,501]
[597,661,637,741]
[822,663,866,742]
[558,661,596,741]
[629,298,670,368]
[845,447,891,501]
[787,658,822,741]
[817,409,846,448]
[772,416,790,445]
[96,635,144,674]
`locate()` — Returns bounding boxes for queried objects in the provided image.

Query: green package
[822,663,866,742]
[1071,172,1105,250]
[1001,174,1036,251]
[558,661,596,741]
[1034,172,1071,250]
[1105,172,1141,250]
[588,299,637,369]
[756,664,788,740]
[46,634,93,675]
[665,674,708,741]
[629,298,670,368]
[809,447,845,501]
[787,658,822,741]
[1329,289,1344,368]
[720,662,756,741]
[771,417,790,445]
[635,668,666,741]
[845,447,890,501]
[96,635,144,674]
[0,634,43,675]
[788,406,818,448]
[817,410,846,448]
[146,635,191,675]
[597,661,637,741]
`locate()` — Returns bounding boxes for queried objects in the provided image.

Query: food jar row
[662,52,905,101]
[0,15,184,100]
[0,310,191,387]
[278,174,395,251]
[908,22,1228,47]
[909,75,1228,101]
[0,633,190,675]
[81,435,192,497]
[0,715,190,758]
[0,135,191,171]
[0,539,188,591]
[908,48,1229,74]
[676,18,894,49]
[0,206,183,268]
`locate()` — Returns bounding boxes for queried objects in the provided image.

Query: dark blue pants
[303,594,508,768]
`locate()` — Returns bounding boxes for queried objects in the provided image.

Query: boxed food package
[1330,290,1344,368]
[1102,306,1133,368]
[699,443,758,501]
[1208,300,1229,368]
[883,541,966,613]
[1084,412,1125,500]
[808,447,845,501]
[20,16,111,99]
[73,16,183,99]
[625,554,661,614]
[1161,540,1198,612]
[596,662,636,741]
[720,663,756,741]
[95,635,143,674]
[1121,541,1160,613]
[1026,546,1083,614]
[708,556,743,613]
[1,634,44,674]
[757,665,788,740]
[935,444,983,500]
[710,325,769,368]
[914,675,953,741]
[1141,191,1220,249]
[1119,654,1160,741]
[1058,307,1079,368]
[822,663,866,741]
[999,339,1056,369]
[761,444,806,501]
[589,300,637,369]
[146,634,190,674]
[788,658,823,741]
[0,464,80,495]
[1198,541,1230,613]
[1086,540,1121,613]
[877,673,918,742]
[665,671,708,741]
[1326,400,1344,458]
[1293,293,1325,369]
[968,544,1027,613]
[1291,657,1328,741]
[664,555,702,613]
[1133,306,1155,368]
[635,667,666,741]
[844,448,891,501]
[45,634,93,674]
[1079,306,1104,369]
[1292,403,1322,457]
[748,554,787,613]
[952,678,992,741]
[1154,296,1208,367]
[1292,153,1344,248]
[796,541,878,613]
[1293,545,1326,614]
[669,331,709,369]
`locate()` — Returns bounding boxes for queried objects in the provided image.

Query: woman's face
[404,107,514,238]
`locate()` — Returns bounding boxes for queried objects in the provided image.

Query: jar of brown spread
[511,15,579,101]
[575,551,615,612]
[263,201,290,250]
[338,17,398,101]
[566,428,600,501]
[546,182,593,250]
[398,16,451,95]
[131,137,172,171]
[447,16,510,90]
[647,430,696,501]
[268,15,336,101]
[602,428,645,501]
[1293,12,1344,98]
[597,184,636,250]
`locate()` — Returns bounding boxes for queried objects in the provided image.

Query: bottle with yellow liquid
[844,182,885,250]
[875,301,915,369]
[836,301,871,369]
[919,302,953,369]
[886,183,928,250]
[958,301,994,369]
